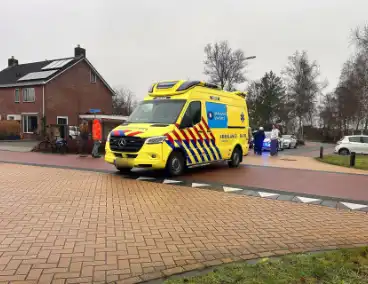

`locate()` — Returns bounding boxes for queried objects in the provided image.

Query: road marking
[258,191,279,198]
[192,183,210,188]
[163,179,182,184]
[137,176,156,181]
[223,186,243,192]
[296,197,321,204]
[340,202,368,210]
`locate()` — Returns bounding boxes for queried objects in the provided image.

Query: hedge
[0,121,21,140]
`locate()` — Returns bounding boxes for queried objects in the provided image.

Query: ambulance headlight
[145,136,166,144]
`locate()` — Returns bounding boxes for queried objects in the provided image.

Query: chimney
[74,44,86,58]
[8,56,19,67]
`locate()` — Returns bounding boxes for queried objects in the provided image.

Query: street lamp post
[245,56,256,60]
[243,56,256,92]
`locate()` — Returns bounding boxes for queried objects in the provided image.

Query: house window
[57,116,68,125]
[23,115,38,133]
[23,88,35,102]
[15,89,20,103]
[90,70,97,83]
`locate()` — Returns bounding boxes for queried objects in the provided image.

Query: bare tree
[319,93,339,136]
[283,51,326,138]
[112,87,138,116]
[353,26,368,131]
[203,41,247,91]
[353,25,368,52]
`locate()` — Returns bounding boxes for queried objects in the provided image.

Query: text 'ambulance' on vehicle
[105,80,250,176]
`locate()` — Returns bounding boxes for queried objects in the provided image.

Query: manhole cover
[280,158,297,162]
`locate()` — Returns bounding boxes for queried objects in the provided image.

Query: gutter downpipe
[42,85,45,117]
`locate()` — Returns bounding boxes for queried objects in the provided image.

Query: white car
[334,135,368,155]
[281,134,297,149]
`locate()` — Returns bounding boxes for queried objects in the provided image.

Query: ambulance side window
[180,101,201,128]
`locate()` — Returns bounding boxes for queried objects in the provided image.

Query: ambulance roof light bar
[176,80,201,91]
[176,80,220,92]
[232,91,247,98]
[149,80,222,93]
[148,83,156,93]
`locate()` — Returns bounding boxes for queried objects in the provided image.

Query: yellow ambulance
[105,80,250,176]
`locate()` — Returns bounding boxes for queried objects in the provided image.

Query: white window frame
[23,88,36,102]
[15,89,20,103]
[90,70,97,83]
[57,116,69,125]
[7,114,21,121]
[22,114,38,134]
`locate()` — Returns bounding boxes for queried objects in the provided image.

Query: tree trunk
[298,116,303,139]
[364,118,368,131]
[356,118,361,132]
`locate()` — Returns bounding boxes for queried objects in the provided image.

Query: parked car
[334,135,368,155]
[262,132,284,151]
[281,134,297,149]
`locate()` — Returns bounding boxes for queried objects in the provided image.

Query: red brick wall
[0,86,43,120]
[0,86,44,139]
[44,60,113,127]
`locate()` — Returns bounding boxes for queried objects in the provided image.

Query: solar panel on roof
[41,59,73,70]
[17,70,58,81]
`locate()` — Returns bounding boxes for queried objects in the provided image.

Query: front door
[57,116,68,139]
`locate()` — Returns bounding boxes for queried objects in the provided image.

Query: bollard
[350,152,356,167]
[319,146,324,159]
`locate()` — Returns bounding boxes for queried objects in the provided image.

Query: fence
[0,120,21,140]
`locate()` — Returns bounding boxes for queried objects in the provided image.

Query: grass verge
[165,247,368,284]
[316,154,368,170]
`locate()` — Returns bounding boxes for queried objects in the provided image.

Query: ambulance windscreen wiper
[150,123,169,127]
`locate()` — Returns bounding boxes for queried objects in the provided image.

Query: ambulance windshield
[127,99,186,124]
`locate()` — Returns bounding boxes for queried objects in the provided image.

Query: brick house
[0,45,114,139]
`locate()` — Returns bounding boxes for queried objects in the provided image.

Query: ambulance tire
[228,146,242,168]
[166,151,185,177]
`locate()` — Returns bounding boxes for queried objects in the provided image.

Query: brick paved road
[0,163,367,283]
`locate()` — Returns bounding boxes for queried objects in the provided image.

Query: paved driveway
[0,163,367,283]
[0,141,38,152]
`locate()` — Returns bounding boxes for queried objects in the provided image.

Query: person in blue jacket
[254,127,265,155]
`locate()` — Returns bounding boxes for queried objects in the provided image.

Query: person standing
[254,127,265,155]
[253,130,259,155]
[91,118,102,158]
[79,120,89,157]
[270,124,280,156]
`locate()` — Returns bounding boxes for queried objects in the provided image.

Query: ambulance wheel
[166,151,185,177]
[228,147,242,168]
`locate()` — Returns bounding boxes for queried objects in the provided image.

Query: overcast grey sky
[1,0,366,99]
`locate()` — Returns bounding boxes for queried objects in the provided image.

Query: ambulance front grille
[109,136,146,152]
